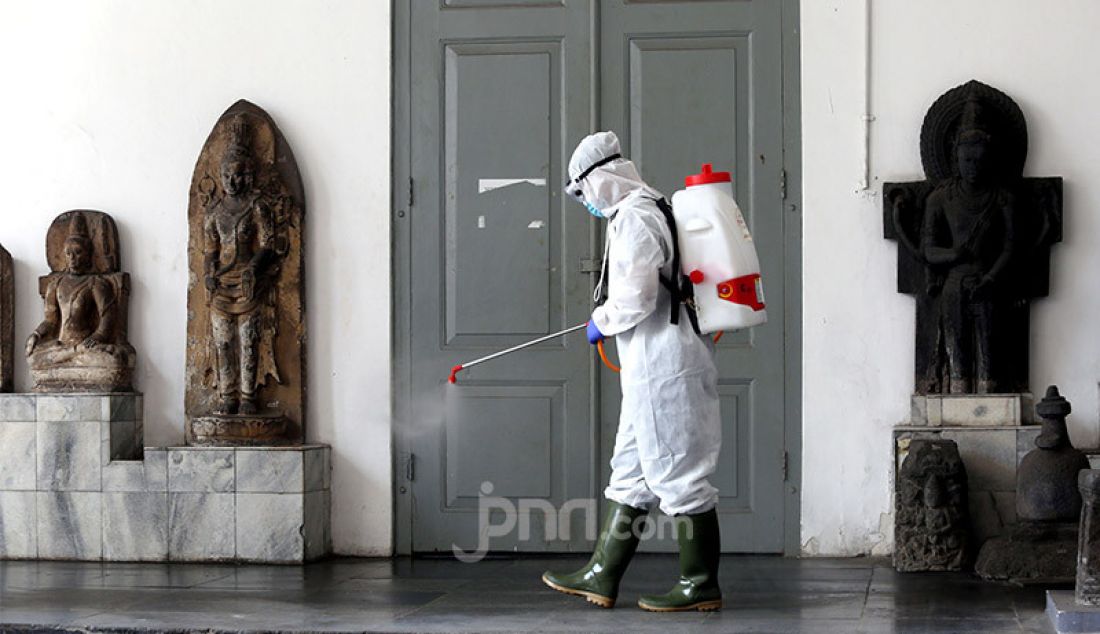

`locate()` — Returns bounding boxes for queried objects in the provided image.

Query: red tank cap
[685,163,732,187]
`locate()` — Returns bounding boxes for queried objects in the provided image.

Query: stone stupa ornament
[1018,386,1091,521]
[25,211,137,392]
[185,100,305,446]
[884,80,1062,396]
[975,386,1089,584]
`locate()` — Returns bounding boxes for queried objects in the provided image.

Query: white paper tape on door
[478,178,547,194]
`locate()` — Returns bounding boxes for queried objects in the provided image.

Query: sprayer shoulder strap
[653,198,701,335]
[595,243,610,308]
[594,199,701,336]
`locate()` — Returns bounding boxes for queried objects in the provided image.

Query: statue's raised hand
[888,188,910,211]
[24,333,39,357]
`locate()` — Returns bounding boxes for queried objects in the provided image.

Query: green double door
[395,0,795,554]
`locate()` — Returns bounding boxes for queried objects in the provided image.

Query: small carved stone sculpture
[895,439,969,571]
[884,80,1062,395]
[0,244,12,392]
[26,211,136,392]
[975,386,1088,583]
[186,100,305,446]
[1076,470,1100,605]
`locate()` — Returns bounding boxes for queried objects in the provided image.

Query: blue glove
[586,319,605,345]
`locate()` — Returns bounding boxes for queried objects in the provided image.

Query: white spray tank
[670,164,767,334]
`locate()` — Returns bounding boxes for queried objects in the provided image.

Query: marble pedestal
[0,393,331,563]
[1047,591,1100,633]
[911,393,1034,427]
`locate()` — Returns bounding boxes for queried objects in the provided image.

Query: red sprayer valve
[716,273,766,312]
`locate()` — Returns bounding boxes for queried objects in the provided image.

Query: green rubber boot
[542,501,647,608]
[638,508,722,612]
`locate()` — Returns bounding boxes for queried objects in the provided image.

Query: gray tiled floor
[0,555,1058,633]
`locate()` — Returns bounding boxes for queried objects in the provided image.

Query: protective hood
[568,131,663,217]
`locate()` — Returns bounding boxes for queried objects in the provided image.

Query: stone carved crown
[225,114,254,161]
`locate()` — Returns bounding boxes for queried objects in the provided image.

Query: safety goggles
[563,153,621,203]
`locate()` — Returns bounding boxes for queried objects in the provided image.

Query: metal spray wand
[447,323,588,384]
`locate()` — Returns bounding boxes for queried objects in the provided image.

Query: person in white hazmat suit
[541,131,723,612]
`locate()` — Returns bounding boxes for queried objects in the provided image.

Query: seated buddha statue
[26,211,136,392]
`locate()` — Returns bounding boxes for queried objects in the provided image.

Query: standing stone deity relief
[1077,470,1100,605]
[186,100,305,446]
[884,80,1062,395]
[26,211,136,392]
[895,439,970,572]
[0,244,12,393]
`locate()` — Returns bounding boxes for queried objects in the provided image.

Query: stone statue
[186,100,305,446]
[895,440,969,571]
[1076,470,1100,605]
[0,244,11,393]
[203,114,279,417]
[25,211,136,392]
[885,80,1062,395]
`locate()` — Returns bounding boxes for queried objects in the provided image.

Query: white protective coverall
[569,131,722,516]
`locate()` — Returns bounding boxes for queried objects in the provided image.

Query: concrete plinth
[1048,590,1100,633]
[911,393,1033,427]
[0,393,331,563]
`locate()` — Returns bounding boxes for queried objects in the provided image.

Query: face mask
[585,202,604,218]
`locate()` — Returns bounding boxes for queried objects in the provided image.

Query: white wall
[801,0,1100,555]
[0,0,393,555]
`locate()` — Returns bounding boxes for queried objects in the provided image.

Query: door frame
[390,0,802,556]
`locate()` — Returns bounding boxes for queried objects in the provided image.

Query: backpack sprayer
[447,163,765,384]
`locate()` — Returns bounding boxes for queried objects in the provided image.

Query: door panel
[627,36,747,201]
[600,0,786,552]
[445,43,557,339]
[445,384,561,502]
[403,0,789,554]
[407,1,595,553]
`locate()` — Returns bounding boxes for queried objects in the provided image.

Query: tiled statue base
[1047,590,1100,633]
[910,393,1033,427]
[895,426,1040,546]
[0,394,331,563]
